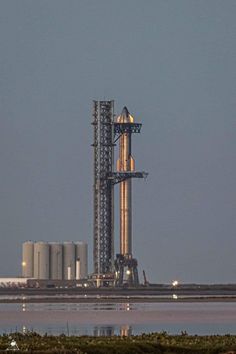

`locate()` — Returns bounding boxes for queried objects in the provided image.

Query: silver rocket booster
[116,107,135,257]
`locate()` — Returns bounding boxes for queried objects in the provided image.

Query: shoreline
[1,296,236,303]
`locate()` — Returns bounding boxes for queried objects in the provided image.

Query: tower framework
[92,101,114,278]
[92,102,147,287]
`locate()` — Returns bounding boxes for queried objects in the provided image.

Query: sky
[0,0,235,283]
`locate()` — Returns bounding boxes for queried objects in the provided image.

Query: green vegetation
[0,332,236,353]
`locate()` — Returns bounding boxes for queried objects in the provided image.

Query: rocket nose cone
[117,106,134,123]
[122,106,129,117]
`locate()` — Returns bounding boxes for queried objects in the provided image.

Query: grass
[0,331,236,353]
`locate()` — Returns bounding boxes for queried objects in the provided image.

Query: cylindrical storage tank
[75,242,88,279]
[22,241,34,278]
[33,242,50,279]
[63,242,75,280]
[49,242,63,280]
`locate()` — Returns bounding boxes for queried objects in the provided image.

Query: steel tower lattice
[92,101,114,276]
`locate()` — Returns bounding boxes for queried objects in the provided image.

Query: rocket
[116,107,136,257]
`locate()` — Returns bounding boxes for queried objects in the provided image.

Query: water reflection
[1,302,236,336]
[94,326,115,336]
[20,302,138,312]
[125,303,130,311]
[18,324,132,337]
[93,325,132,336]
[120,325,132,336]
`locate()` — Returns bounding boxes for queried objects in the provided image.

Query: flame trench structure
[92,101,147,287]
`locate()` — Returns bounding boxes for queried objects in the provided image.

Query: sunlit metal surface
[114,107,148,287]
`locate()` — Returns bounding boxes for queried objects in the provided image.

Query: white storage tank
[22,241,34,278]
[49,242,63,280]
[34,242,50,279]
[75,242,88,279]
[63,242,75,280]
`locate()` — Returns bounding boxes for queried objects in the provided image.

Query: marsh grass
[0,332,235,353]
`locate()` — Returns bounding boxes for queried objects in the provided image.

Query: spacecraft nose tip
[122,106,129,116]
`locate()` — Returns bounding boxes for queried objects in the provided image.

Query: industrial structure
[92,101,147,287]
[22,241,88,280]
[92,101,114,279]
[21,102,146,288]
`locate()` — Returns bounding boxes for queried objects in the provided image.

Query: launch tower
[92,102,147,287]
[92,101,115,286]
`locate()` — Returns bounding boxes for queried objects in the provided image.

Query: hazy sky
[0,0,235,283]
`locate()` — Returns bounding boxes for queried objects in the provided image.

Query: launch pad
[92,101,147,287]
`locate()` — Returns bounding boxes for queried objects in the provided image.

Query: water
[0,301,235,336]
